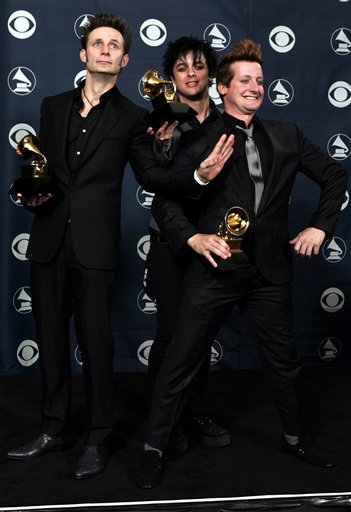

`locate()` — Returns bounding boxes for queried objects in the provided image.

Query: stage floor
[1,369,350,510]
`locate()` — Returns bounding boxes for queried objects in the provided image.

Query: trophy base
[148,101,197,130]
[8,177,58,199]
[217,238,249,272]
[217,251,250,272]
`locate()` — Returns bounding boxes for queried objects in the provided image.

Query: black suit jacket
[27,87,150,270]
[152,114,347,286]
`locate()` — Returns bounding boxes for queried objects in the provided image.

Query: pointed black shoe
[74,445,108,479]
[137,450,163,489]
[187,415,231,447]
[281,435,336,468]
[7,433,73,460]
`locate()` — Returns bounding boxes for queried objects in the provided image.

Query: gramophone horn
[16,135,47,163]
[142,69,176,100]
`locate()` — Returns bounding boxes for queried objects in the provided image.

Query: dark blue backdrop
[1,0,350,375]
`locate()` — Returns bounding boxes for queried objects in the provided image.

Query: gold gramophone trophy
[8,135,56,199]
[142,69,197,130]
[217,206,250,271]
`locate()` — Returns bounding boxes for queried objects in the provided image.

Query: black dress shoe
[74,445,108,480]
[136,450,163,489]
[187,415,231,447]
[281,435,337,468]
[7,433,72,460]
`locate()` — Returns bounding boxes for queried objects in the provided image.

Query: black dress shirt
[67,82,115,173]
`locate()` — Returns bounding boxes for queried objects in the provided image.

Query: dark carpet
[0,368,350,510]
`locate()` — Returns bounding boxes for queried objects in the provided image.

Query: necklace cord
[82,88,94,107]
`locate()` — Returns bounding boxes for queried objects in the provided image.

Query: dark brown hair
[216,39,263,87]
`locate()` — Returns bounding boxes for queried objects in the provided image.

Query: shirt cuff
[194,170,209,186]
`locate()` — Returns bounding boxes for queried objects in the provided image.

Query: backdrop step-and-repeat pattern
[1,0,350,375]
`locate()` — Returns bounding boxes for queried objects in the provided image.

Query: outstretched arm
[131,118,234,197]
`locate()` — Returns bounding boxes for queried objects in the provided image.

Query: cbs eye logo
[137,235,150,261]
[9,123,36,150]
[320,287,344,313]
[269,26,295,53]
[8,10,36,39]
[140,19,167,46]
[74,346,83,367]
[137,340,154,366]
[74,70,87,89]
[17,340,39,367]
[328,81,351,108]
[12,233,30,261]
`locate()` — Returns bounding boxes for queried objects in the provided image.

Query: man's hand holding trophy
[216,206,250,271]
[187,205,250,271]
[8,135,57,206]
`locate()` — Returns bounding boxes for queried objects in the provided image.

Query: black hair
[80,13,132,54]
[163,36,217,80]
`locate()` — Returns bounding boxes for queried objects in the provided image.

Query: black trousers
[146,231,211,417]
[30,224,116,445]
[146,268,307,450]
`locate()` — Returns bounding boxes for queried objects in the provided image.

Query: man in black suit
[6,13,149,480]
[137,39,347,488]
[6,13,234,480]
[146,36,231,449]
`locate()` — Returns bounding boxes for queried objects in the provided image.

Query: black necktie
[237,124,264,213]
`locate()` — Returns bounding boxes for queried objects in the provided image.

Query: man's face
[80,26,129,77]
[218,61,264,118]
[171,51,210,101]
